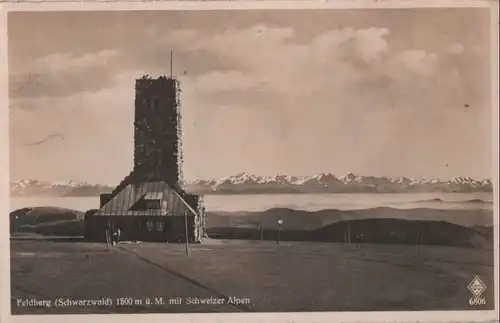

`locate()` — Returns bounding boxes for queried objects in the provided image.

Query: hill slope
[10,206,493,249]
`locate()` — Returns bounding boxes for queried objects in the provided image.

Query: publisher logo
[468,276,486,298]
[468,276,487,306]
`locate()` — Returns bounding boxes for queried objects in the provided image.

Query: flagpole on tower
[170,50,173,78]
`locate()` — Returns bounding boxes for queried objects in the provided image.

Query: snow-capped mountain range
[184,173,493,194]
[10,173,493,197]
[10,180,113,197]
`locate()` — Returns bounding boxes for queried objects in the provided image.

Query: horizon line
[9,172,494,187]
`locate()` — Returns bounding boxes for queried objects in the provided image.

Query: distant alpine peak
[215,172,259,185]
[339,172,358,183]
[313,172,335,179]
[340,172,356,178]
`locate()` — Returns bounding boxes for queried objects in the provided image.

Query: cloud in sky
[171,25,447,112]
[10,50,119,99]
[27,50,118,75]
[8,10,492,184]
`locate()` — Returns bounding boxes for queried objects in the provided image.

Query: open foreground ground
[11,235,494,314]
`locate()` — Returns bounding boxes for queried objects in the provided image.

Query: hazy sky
[8,9,493,184]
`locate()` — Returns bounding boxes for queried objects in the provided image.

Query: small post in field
[184,210,189,257]
[347,222,351,245]
[415,230,420,257]
[276,220,283,244]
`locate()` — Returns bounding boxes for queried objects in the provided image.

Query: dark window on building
[156,221,164,232]
[145,200,161,209]
[146,220,153,231]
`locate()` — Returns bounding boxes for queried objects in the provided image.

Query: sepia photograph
[3,1,499,321]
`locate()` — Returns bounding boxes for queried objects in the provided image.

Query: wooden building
[84,181,205,242]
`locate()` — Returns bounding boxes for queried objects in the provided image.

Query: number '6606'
[469,297,487,306]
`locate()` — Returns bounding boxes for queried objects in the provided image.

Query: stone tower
[133,76,182,187]
[90,73,207,243]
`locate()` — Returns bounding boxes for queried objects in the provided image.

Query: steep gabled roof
[94,181,198,217]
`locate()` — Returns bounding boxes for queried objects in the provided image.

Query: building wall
[181,193,207,239]
[134,76,181,186]
[84,215,201,243]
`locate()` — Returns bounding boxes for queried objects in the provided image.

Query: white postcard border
[0,1,498,323]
